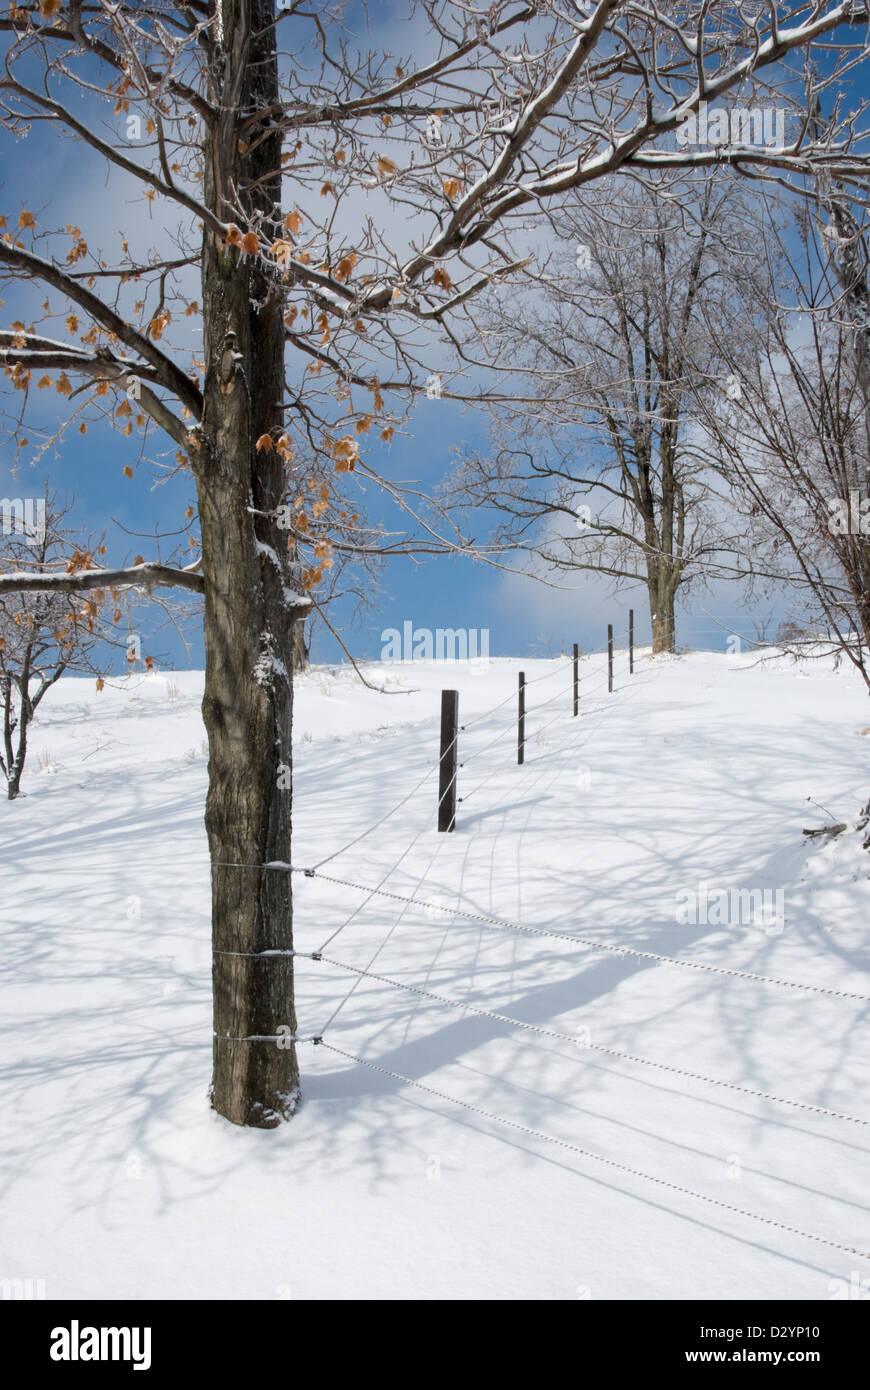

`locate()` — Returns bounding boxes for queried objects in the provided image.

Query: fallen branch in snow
[802,823,848,838]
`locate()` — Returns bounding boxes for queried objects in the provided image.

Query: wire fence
[298,642,615,864]
[316,1042,870,1262]
[214,634,870,1263]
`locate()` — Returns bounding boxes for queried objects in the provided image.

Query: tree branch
[0,562,205,597]
[0,243,202,418]
[0,333,192,447]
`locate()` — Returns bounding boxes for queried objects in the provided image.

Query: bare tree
[0,491,110,798]
[693,191,870,686]
[449,176,754,651]
[0,1,867,1125]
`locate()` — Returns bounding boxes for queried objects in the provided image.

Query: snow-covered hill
[2,647,869,1299]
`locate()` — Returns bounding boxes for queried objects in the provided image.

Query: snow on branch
[0,562,205,597]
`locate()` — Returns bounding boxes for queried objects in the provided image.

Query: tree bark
[196,0,303,1126]
[648,570,677,654]
[5,668,30,799]
[292,618,310,671]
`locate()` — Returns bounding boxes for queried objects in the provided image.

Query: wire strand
[292,868,870,1005]
[317,1042,870,1261]
[315,955,869,1127]
[303,659,578,870]
[319,837,448,1032]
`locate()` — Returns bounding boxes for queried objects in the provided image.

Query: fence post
[607,624,613,693]
[518,671,526,765]
[573,642,579,716]
[438,689,458,832]
[629,609,634,675]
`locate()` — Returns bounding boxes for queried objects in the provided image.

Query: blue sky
[3,4,849,673]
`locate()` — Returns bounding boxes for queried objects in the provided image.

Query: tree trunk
[649,571,677,654]
[5,675,27,799]
[292,618,310,671]
[195,0,302,1127]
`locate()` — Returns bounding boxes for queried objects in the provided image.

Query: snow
[252,631,290,689]
[1,649,869,1299]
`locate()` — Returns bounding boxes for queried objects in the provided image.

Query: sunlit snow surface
[1,648,868,1299]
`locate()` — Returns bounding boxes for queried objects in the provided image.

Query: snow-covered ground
[2,647,869,1300]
